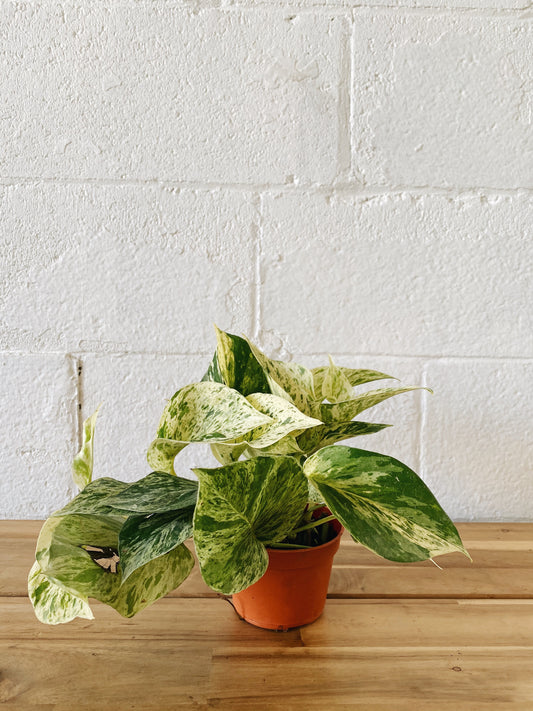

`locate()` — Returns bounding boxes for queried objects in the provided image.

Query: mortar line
[1,177,532,196]
[419,359,430,479]
[251,192,263,342]
[3,349,531,361]
[75,356,83,450]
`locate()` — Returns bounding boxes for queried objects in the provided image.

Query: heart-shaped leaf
[211,326,271,396]
[53,478,130,517]
[103,471,198,514]
[193,456,308,594]
[304,445,468,562]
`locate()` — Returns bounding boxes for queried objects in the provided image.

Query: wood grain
[2,521,533,709]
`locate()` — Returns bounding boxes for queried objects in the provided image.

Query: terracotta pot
[232,518,343,631]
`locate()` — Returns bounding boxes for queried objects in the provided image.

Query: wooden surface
[1,522,533,709]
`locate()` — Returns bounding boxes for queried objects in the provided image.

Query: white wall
[1,1,531,520]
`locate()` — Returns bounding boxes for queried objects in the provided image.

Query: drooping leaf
[212,326,271,396]
[304,445,468,562]
[53,478,130,517]
[311,367,396,399]
[245,434,303,457]
[28,561,94,625]
[118,508,194,580]
[193,456,308,594]
[156,381,272,444]
[146,438,188,474]
[321,356,355,403]
[244,337,316,415]
[35,512,194,619]
[72,406,101,491]
[320,386,430,424]
[103,471,198,514]
[297,421,392,455]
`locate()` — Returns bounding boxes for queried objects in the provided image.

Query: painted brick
[422,359,533,521]
[80,353,220,484]
[260,192,533,358]
[0,6,346,184]
[0,354,77,518]
[0,185,255,353]
[352,16,533,188]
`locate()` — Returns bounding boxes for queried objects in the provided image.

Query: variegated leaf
[238,393,322,449]
[245,434,303,457]
[157,381,272,443]
[244,337,316,415]
[53,477,130,517]
[193,456,308,594]
[28,561,94,625]
[201,350,224,384]
[118,508,194,580]
[320,386,430,424]
[304,445,468,562]
[321,356,354,403]
[297,421,392,455]
[212,326,271,396]
[35,512,194,619]
[211,442,247,465]
[311,367,396,398]
[146,438,188,474]
[103,471,198,514]
[72,406,100,490]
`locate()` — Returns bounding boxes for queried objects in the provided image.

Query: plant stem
[290,514,336,535]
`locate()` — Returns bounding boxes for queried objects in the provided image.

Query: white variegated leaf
[28,561,94,625]
[321,355,354,403]
[311,367,396,398]
[72,405,100,490]
[244,337,316,415]
[239,393,322,449]
[157,381,272,444]
[146,438,188,474]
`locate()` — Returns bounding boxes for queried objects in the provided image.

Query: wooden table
[1,521,533,709]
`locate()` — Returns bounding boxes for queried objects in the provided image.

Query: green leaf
[304,445,468,562]
[157,381,272,443]
[35,512,194,619]
[53,478,130,517]
[193,456,308,594]
[72,405,100,490]
[146,438,188,474]
[244,337,316,415]
[245,434,303,457]
[297,421,392,455]
[320,386,430,424]
[118,508,194,581]
[321,356,355,403]
[311,367,396,398]
[103,471,198,514]
[28,561,94,625]
[212,326,271,396]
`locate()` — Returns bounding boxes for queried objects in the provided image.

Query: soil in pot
[232,515,343,631]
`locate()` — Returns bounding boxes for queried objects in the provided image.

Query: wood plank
[3,521,532,599]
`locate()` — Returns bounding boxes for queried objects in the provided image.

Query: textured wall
[1,1,531,520]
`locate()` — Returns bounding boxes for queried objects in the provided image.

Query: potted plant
[29,327,469,629]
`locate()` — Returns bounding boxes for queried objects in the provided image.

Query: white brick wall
[1,2,531,520]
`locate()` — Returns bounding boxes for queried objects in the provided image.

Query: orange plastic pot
[232,519,343,631]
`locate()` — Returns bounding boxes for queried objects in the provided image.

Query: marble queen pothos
[29,327,469,624]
